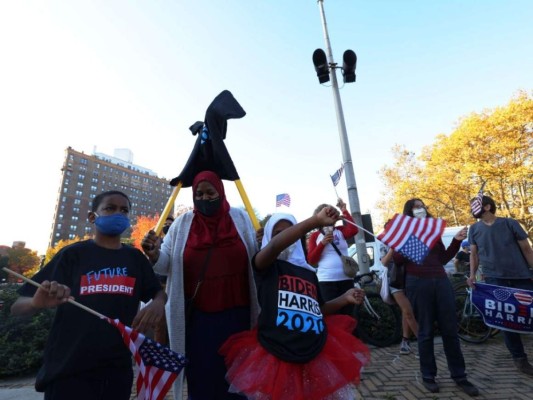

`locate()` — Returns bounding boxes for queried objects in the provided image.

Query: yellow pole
[234,179,260,230]
[154,182,182,235]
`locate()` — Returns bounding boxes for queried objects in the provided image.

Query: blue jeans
[406,275,467,381]
[484,277,533,359]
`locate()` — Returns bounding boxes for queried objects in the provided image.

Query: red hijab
[187,171,239,249]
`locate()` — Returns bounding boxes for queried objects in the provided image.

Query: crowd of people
[9,172,533,400]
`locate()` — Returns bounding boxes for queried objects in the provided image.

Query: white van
[441,226,467,275]
[348,225,466,275]
[348,242,387,274]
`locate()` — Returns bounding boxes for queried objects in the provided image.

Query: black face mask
[162,225,170,235]
[194,197,221,217]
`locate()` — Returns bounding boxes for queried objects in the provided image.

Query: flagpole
[316,0,370,273]
[340,217,378,241]
[331,176,339,198]
[3,267,106,319]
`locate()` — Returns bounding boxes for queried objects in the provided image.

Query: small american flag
[470,181,486,218]
[107,318,187,400]
[330,164,344,187]
[276,193,291,207]
[377,213,446,264]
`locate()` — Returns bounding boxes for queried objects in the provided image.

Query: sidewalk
[0,373,41,400]
[1,334,532,399]
[357,334,533,399]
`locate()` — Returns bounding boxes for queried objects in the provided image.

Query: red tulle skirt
[219,315,370,400]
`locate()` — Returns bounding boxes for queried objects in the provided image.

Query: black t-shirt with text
[18,240,161,390]
[254,258,327,363]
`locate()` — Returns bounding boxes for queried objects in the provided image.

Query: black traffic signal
[342,50,357,83]
[312,49,330,84]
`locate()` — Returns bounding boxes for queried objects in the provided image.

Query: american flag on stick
[276,193,291,207]
[330,164,344,187]
[377,213,446,264]
[107,318,187,400]
[470,180,487,218]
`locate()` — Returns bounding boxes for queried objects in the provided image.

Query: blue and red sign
[471,282,533,334]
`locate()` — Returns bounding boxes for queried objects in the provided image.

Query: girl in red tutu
[220,207,370,400]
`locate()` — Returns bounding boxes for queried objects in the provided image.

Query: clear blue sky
[1,1,531,254]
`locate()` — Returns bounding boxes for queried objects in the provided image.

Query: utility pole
[313,0,370,273]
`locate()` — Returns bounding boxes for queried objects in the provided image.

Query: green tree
[0,256,9,282]
[6,247,40,282]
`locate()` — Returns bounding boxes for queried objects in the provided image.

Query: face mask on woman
[413,208,427,219]
[94,213,131,235]
[194,197,222,217]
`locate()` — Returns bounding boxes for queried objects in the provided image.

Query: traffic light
[312,48,330,84]
[342,50,357,83]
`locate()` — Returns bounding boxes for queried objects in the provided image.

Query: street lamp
[312,0,370,274]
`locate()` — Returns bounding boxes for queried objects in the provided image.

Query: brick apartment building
[48,147,174,249]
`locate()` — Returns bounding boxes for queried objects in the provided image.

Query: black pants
[44,367,133,400]
[319,279,355,316]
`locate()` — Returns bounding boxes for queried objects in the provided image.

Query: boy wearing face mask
[11,190,166,400]
[392,198,479,397]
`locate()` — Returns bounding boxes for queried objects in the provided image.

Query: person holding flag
[10,190,166,400]
[467,195,533,375]
[220,209,370,400]
[391,198,479,396]
[307,198,358,316]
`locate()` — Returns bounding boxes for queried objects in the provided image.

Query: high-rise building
[49,147,174,249]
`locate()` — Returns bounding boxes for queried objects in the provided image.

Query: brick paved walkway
[151,333,533,399]
[356,334,533,400]
[5,333,532,399]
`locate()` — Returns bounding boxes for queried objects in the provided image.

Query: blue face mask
[94,213,131,236]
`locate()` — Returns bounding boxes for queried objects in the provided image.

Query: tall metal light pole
[313,0,370,273]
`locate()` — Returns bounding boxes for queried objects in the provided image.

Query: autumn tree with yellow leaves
[378,90,532,237]
[4,246,41,281]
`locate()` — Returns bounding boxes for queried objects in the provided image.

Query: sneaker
[399,340,411,355]
[514,357,533,376]
[455,379,479,397]
[422,378,439,393]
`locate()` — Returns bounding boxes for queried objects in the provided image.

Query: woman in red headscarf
[142,171,260,400]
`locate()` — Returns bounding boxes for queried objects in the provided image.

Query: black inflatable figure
[170,90,245,187]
